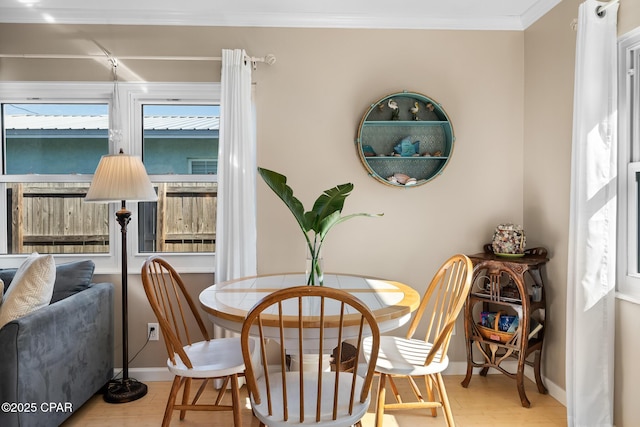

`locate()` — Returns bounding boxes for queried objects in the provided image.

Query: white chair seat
[364,336,448,377]
[251,371,369,427]
[168,337,255,378]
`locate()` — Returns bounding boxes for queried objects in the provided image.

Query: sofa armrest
[0,282,114,427]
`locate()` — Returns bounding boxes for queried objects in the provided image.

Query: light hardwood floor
[62,374,567,426]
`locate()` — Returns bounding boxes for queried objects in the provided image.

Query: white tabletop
[199,273,420,337]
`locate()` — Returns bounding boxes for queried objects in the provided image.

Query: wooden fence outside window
[7,182,216,254]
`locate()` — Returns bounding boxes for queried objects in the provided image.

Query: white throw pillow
[0,253,56,329]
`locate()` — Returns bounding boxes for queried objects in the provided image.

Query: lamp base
[104,378,148,403]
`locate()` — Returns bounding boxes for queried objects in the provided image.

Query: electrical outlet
[148,322,159,341]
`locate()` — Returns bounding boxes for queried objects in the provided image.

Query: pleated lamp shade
[85,150,158,203]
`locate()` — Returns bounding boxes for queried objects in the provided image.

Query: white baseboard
[118,367,174,382]
[123,363,566,407]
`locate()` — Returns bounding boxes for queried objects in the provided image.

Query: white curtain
[215,48,257,285]
[212,48,256,388]
[566,1,618,426]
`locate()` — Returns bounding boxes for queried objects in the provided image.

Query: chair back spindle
[142,256,210,367]
[241,285,380,426]
[405,255,473,367]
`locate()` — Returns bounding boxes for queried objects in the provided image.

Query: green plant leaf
[309,183,354,232]
[257,167,307,233]
[258,166,383,285]
[317,212,384,240]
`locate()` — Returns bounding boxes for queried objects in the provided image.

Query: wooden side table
[460,244,549,407]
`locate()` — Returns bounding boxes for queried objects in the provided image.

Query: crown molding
[0,2,560,31]
[520,0,562,29]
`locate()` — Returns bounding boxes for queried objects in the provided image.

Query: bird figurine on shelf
[377,102,385,112]
[425,102,435,112]
[388,98,400,120]
[410,101,420,120]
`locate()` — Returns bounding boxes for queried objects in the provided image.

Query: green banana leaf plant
[258,167,383,285]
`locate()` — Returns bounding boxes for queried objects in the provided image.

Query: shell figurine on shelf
[386,173,416,186]
[491,223,526,256]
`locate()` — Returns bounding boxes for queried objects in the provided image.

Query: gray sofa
[0,260,114,427]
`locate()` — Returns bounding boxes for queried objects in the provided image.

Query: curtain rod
[0,53,276,66]
[597,0,619,15]
[571,0,619,30]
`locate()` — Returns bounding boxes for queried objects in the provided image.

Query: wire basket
[476,312,517,344]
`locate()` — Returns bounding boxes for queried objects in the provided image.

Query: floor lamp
[85,149,158,403]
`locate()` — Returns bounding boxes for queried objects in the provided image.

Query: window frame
[0,81,220,274]
[617,27,640,302]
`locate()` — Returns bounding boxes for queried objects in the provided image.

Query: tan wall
[619,0,640,35]
[93,273,215,369]
[525,1,640,425]
[615,298,640,424]
[249,28,525,367]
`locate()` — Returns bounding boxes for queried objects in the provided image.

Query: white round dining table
[199,273,420,349]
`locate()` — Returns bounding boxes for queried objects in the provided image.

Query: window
[189,159,218,174]
[617,28,640,301]
[138,104,219,255]
[0,82,220,273]
[2,103,110,255]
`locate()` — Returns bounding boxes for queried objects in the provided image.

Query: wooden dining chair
[141,255,255,427]
[240,285,380,427]
[362,254,473,427]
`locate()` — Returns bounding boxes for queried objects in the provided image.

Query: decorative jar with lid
[491,223,526,255]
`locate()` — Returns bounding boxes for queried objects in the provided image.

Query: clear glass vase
[305,245,324,286]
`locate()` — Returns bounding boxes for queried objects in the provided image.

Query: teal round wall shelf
[356,91,455,187]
